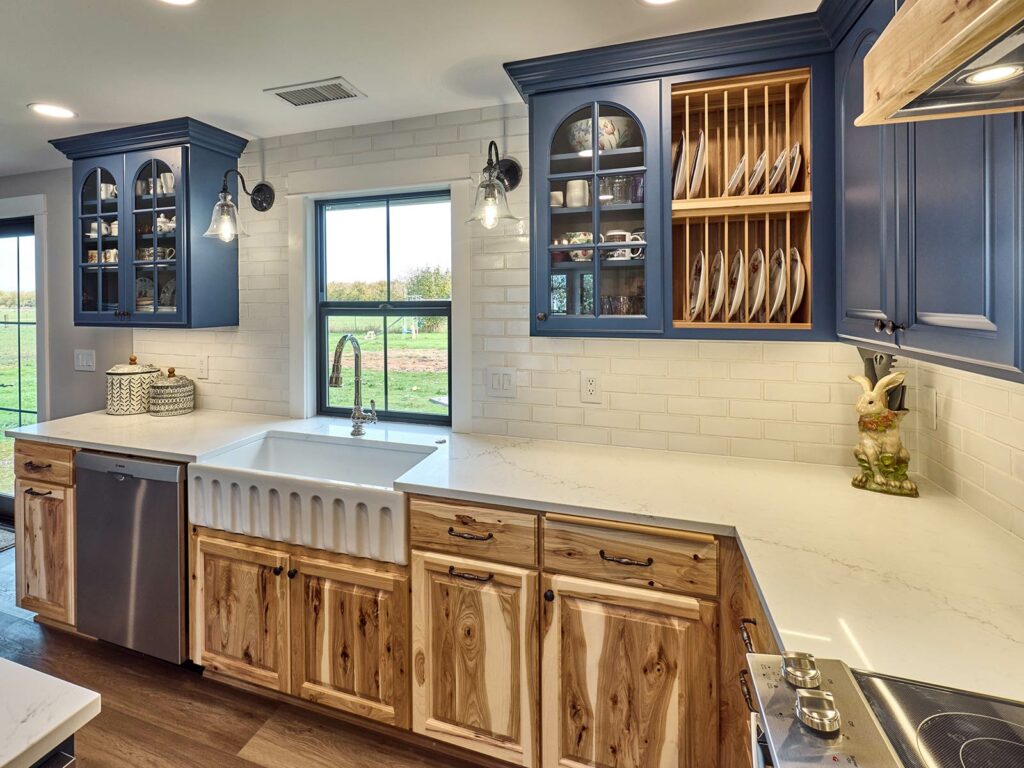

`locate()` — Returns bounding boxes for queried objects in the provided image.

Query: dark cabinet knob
[287,568,298,579]
[272,565,283,576]
[536,312,547,322]
[873,319,886,333]
[543,589,555,602]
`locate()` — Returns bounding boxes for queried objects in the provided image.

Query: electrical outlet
[580,370,602,403]
[197,355,209,380]
[486,366,517,398]
[73,349,96,372]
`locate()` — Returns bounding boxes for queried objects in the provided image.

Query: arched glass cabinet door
[127,148,184,324]
[74,157,123,322]
[534,80,662,335]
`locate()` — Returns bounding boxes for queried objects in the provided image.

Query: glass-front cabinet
[531,81,662,335]
[55,118,247,328]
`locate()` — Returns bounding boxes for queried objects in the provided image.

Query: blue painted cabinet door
[898,115,1022,374]
[834,0,898,348]
[530,80,663,335]
[73,156,126,325]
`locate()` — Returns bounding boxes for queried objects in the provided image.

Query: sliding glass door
[0,218,36,504]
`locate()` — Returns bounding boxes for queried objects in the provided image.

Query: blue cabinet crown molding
[817,0,876,47]
[504,14,831,98]
[50,117,248,161]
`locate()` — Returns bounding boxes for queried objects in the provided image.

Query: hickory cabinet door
[193,534,290,692]
[541,574,719,768]
[289,554,410,728]
[15,479,75,625]
[411,550,539,767]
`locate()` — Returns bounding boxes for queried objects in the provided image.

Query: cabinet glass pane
[156,266,177,312]
[79,268,98,312]
[98,266,119,312]
[599,262,645,317]
[550,262,594,316]
[550,106,594,175]
[81,170,98,215]
[596,105,644,171]
[98,169,119,215]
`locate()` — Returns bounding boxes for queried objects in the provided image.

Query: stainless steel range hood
[857,0,1024,125]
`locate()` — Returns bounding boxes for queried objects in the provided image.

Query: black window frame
[315,190,453,426]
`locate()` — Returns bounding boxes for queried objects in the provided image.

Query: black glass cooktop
[855,671,1024,768]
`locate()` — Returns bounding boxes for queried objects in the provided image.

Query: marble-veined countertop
[9,411,1024,702]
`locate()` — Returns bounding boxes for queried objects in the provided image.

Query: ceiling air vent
[264,76,365,107]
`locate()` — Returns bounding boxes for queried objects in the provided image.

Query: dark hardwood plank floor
[0,549,468,768]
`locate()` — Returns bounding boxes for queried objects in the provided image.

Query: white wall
[128,104,1022,539]
[0,169,132,419]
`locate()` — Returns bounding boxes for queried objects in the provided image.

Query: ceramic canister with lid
[105,355,160,415]
[148,368,195,417]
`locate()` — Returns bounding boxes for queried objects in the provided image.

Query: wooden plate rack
[670,68,813,329]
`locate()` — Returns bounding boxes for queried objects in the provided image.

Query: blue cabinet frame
[53,118,246,329]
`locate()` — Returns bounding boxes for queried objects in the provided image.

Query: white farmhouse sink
[188,432,435,565]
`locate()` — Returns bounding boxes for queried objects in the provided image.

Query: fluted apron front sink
[188,432,434,565]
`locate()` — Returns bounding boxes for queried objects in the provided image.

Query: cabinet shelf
[671,191,810,218]
[549,146,643,164]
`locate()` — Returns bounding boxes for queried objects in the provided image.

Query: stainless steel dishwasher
[75,451,186,664]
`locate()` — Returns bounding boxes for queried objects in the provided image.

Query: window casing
[315,191,452,425]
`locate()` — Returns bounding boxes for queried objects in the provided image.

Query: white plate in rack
[727,249,746,320]
[689,249,707,321]
[767,248,787,320]
[688,130,706,198]
[672,129,689,200]
[747,248,766,319]
[789,247,805,318]
[789,142,803,189]
[768,148,789,193]
[747,151,766,194]
[708,250,726,320]
[726,154,746,196]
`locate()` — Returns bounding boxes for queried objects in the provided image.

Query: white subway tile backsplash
[129,103,1024,540]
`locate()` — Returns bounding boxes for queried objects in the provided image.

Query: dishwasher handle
[75,451,183,484]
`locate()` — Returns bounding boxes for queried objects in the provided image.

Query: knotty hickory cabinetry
[191,495,770,768]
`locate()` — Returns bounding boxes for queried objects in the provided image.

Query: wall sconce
[203,169,276,242]
[467,140,522,230]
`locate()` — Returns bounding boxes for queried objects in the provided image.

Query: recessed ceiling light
[27,103,77,119]
[159,0,197,5]
[640,0,680,4]
[962,64,1024,86]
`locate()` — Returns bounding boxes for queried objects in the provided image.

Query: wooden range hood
[857,0,1024,125]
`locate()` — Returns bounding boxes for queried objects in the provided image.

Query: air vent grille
[264,77,365,107]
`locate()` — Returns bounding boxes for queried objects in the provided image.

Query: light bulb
[481,198,499,230]
[963,65,1024,86]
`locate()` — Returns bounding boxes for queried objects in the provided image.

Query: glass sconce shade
[203,191,248,242]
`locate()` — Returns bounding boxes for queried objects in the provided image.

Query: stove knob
[782,651,821,688]
[795,689,842,735]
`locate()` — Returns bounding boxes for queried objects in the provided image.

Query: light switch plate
[73,349,96,372]
[486,366,517,398]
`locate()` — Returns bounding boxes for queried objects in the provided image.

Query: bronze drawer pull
[739,618,757,653]
[739,669,757,713]
[24,488,53,497]
[24,460,52,471]
[447,527,494,542]
[599,549,654,567]
[448,565,494,583]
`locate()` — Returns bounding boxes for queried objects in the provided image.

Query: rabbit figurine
[848,371,919,498]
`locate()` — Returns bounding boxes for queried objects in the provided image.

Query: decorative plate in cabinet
[149,367,195,417]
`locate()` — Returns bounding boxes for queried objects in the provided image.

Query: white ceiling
[0,0,818,177]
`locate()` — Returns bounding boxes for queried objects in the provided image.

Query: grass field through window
[0,307,36,497]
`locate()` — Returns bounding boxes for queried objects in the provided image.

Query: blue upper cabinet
[834,0,1024,381]
[835,0,898,348]
[531,81,663,335]
[52,118,247,329]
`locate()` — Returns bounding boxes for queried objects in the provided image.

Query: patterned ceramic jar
[106,356,160,415]
[148,368,195,417]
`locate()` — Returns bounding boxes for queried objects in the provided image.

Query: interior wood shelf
[671,191,810,219]
[673,321,812,330]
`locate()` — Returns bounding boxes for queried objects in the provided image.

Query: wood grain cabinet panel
[543,514,719,598]
[410,495,538,568]
[13,441,74,487]
[14,479,75,625]
[411,550,538,767]
[289,554,410,728]
[192,534,290,692]
[541,574,718,768]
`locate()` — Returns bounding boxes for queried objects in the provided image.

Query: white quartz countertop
[0,658,100,768]
[9,411,1024,702]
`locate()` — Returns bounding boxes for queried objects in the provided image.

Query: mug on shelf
[86,249,99,264]
[159,172,175,195]
[603,229,644,259]
[137,179,153,196]
[102,248,118,263]
[565,179,590,208]
[109,220,119,236]
[88,220,110,237]
[550,191,564,207]
[99,183,117,200]
[136,246,155,261]
[156,247,176,260]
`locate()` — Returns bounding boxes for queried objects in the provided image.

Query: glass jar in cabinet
[531,81,663,335]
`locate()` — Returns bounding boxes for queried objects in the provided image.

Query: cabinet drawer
[409,496,538,568]
[543,513,718,597]
[14,441,74,486]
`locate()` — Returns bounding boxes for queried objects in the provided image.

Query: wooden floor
[0,547,465,768]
